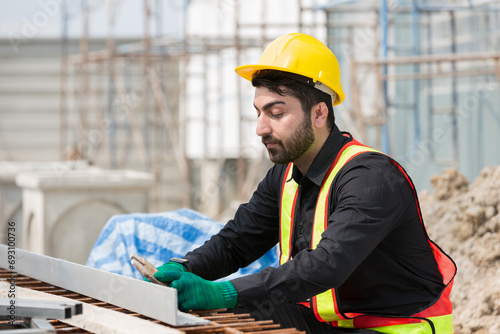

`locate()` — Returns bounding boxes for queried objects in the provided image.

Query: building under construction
[1,0,499,218]
[1,1,500,333]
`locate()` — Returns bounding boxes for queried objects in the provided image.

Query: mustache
[261,135,281,145]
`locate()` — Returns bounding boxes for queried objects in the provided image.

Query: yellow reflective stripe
[311,145,381,248]
[316,290,340,321]
[337,319,355,329]
[314,145,381,322]
[280,165,298,265]
[368,314,454,334]
[312,145,379,320]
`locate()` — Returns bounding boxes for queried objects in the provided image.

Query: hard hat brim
[235,64,344,106]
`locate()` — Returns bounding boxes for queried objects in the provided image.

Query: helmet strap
[314,81,337,106]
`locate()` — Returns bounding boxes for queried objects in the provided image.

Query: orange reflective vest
[279,139,456,333]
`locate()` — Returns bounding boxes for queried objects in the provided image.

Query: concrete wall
[0,39,63,161]
[0,38,184,213]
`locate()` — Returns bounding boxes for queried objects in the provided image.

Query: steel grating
[0,268,305,333]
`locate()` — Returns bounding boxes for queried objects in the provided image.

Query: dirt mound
[419,166,500,334]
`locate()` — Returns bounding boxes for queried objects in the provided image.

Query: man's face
[254,86,315,164]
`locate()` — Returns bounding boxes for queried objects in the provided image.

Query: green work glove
[143,261,186,282]
[154,271,238,312]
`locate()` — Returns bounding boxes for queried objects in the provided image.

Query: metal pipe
[450,10,459,168]
[382,67,500,81]
[59,0,69,160]
[426,11,435,161]
[234,0,246,202]
[0,298,82,319]
[410,0,421,158]
[353,52,500,65]
[379,0,390,154]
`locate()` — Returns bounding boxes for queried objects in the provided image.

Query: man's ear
[312,102,329,128]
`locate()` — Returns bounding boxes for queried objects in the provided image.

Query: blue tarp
[86,208,278,280]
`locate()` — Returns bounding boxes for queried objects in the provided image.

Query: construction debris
[420,166,500,334]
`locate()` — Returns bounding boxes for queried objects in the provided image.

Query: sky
[0,0,183,39]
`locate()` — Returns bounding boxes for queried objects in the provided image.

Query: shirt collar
[292,125,352,186]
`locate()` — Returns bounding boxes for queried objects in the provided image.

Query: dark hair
[251,70,335,129]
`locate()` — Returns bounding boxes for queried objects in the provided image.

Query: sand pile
[419,166,500,334]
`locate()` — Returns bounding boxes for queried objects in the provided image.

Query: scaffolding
[324,0,500,182]
[60,0,500,215]
[59,0,324,216]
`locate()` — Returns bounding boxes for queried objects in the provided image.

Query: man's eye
[272,113,283,118]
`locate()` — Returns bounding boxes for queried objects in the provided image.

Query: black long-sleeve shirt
[184,125,445,316]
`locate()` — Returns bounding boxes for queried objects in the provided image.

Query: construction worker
[152,33,457,333]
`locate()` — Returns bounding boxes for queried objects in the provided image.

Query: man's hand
[154,271,238,311]
[143,261,186,283]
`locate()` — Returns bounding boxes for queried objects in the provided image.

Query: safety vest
[279,139,456,333]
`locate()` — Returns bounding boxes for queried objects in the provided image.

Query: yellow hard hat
[235,33,345,106]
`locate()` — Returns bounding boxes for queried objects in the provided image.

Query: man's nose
[256,114,271,137]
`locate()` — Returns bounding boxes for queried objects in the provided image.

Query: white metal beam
[0,245,208,326]
[0,298,81,319]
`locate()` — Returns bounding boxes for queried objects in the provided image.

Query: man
[151,33,456,333]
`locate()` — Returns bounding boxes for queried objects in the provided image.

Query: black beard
[262,115,315,164]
